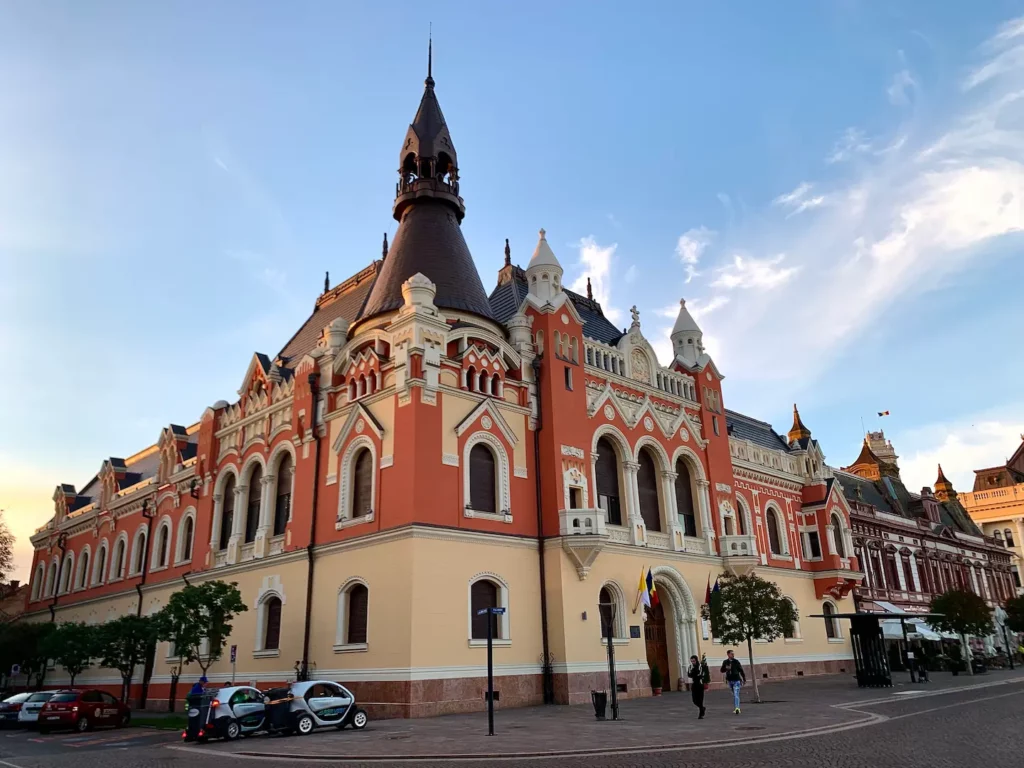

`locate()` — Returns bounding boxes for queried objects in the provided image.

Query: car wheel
[351,709,368,730]
[76,716,90,733]
[295,714,314,736]
[119,711,131,728]
[225,720,241,741]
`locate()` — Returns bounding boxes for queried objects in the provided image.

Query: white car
[18,692,56,726]
[265,681,367,736]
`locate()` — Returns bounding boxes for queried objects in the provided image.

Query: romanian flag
[646,568,659,607]
[878,411,890,417]
[704,574,712,605]
[636,567,651,610]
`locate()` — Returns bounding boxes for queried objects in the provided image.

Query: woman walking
[688,654,710,718]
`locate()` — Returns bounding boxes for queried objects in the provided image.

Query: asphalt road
[0,682,1020,768]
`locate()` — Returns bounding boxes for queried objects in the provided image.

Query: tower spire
[382,232,389,261]
[427,24,433,85]
[504,238,511,267]
[788,403,812,444]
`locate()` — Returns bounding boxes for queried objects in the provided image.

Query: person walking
[687,655,710,718]
[720,649,746,714]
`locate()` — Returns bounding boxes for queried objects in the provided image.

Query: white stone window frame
[463,431,512,523]
[239,454,268,544]
[210,466,240,552]
[597,580,629,645]
[764,502,790,558]
[58,551,75,595]
[799,514,823,562]
[822,599,844,642]
[670,444,711,541]
[128,523,149,577]
[253,589,285,658]
[735,494,755,541]
[783,596,802,642]
[32,561,46,601]
[336,435,377,529]
[175,507,197,566]
[46,557,60,597]
[109,533,129,582]
[74,545,92,591]
[633,436,674,534]
[468,572,511,647]
[150,515,174,572]
[268,443,297,535]
[334,576,370,653]
[92,538,109,586]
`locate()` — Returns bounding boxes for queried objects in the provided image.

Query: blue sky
[4,1,1024,578]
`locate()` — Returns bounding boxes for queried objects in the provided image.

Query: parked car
[0,693,32,726]
[37,689,131,734]
[17,692,56,727]
[265,681,367,736]
[184,686,267,741]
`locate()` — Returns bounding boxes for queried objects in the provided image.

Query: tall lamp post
[599,601,619,721]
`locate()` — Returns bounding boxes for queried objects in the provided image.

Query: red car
[37,690,131,734]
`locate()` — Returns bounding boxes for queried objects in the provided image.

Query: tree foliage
[0,512,15,587]
[42,622,97,685]
[709,572,797,703]
[155,581,247,676]
[929,589,992,676]
[96,615,156,700]
[1005,594,1024,634]
[12,622,55,689]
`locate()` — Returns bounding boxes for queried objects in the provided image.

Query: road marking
[0,759,23,768]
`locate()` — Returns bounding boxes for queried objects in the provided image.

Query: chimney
[10,580,19,590]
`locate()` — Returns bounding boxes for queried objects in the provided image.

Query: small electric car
[184,686,267,742]
[37,689,131,734]
[17,691,56,727]
[265,681,367,736]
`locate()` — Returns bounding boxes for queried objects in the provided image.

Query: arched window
[766,508,783,555]
[822,602,839,639]
[245,466,263,543]
[675,458,697,537]
[470,579,500,640]
[636,448,661,532]
[783,597,800,639]
[47,560,58,596]
[94,542,107,585]
[111,538,126,580]
[598,585,617,639]
[595,437,623,526]
[180,516,194,562]
[831,514,846,558]
[1005,529,1016,548]
[262,597,282,651]
[154,523,170,568]
[220,475,236,550]
[76,551,90,589]
[466,366,476,391]
[352,448,374,518]
[479,370,490,396]
[32,563,45,601]
[274,455,293,536]
[994,529,1004,543]
[131,531,147,576]
[570,337,579,364]
[469,443,497,514]
[59,554,74,593]
[346,584,368,645]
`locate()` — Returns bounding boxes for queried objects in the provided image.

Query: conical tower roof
[672,299,701,336]
[788,404,812,444]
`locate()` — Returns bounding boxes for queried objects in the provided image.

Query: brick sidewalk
[201,668,1024,760]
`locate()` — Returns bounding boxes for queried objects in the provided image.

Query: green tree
[709,572,797,703]
[42,622,97,686]
[12,622,55,689]
[929,589,993,676]
[155,581,247,678]
[0,511,15,587]
[1005,594,1024,635]
[96,615,156,702]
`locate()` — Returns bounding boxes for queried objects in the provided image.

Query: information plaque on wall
[629,625,641,639]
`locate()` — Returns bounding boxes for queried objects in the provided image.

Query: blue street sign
[491,607,506,614]
[477,607,506,615]
[230,644,237,663]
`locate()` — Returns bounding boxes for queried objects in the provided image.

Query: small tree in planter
[929,589,993,676]
[709,573,797,704]
[650,664,663,696]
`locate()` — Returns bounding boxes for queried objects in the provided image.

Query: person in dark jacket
[720,650,746,714]
[687,655,710,718]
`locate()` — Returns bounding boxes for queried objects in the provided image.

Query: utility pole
[478,606,505,735]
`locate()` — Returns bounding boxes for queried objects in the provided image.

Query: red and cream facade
[23,66,861,716]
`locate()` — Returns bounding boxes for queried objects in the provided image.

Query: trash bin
[591,690,607,721]
[184,692,215,742]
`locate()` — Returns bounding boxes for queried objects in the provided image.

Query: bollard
[591,690,607,721]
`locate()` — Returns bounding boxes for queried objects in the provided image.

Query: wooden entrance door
[644,601,672,691]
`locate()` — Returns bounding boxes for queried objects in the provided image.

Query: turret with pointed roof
[355,42,494,327]
[670,299,703,366]
[934,464,957,501]
[787,403,812,445]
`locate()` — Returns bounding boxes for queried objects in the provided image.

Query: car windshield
[26,693,55,702]
[48,693,78,703]
[2,693,31,703]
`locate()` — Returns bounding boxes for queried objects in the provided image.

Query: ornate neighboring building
[23,61,862,716]
[961,435,1024,594]
[836,432,1016,614]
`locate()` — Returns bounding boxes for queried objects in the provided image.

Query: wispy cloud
[888,68,917,106]
[827,127,873,163]
[773,182,826,217]
[624,264,637,283]
[711,254,799,290]
[570,236,622,325]
[675,226,714,283]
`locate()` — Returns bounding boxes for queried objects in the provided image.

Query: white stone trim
[57,550,74,594]
[254,576,285,653]
[31,562,45,601]
[337,435,377,524]
[73,544,91,591]
[150,515,173,570]
[596,580,628,639]
[335,576,370,648]
[109,532,129,581]
[468,571,511,642]
[821,598,843,640]
[764,502,789,556]
[128,523,148,577]
[174,507,197,565]
[462,431,512,519]
[211,466,239,551]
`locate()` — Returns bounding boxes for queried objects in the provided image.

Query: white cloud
[711,254,800,290]
[570,236,622,325]
[773,182,826,217]
[898,416,1024,492]
[675,226,715,283]
[624,264,638,283]
[964,17,1024,90]
[888,69,917,106]
[827,127,873,163]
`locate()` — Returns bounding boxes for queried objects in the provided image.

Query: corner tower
[355,47,495,327]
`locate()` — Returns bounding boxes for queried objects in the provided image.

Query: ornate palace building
[23,63,862,716]
[839,431,1016,615]
[961,435,1024,595]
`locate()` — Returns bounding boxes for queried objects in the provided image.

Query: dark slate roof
[254,353,272,374]
[58,483,76,493]
[357,201,495,323]
[277,262,380,366]
[487,266,623,345]
[169,424,188,437]
[725,410,791,452]
[181,443,198,462]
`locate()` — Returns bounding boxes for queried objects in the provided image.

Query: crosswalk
[6,728,176,751]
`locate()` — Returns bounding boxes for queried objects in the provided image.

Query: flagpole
[632,565,646,614]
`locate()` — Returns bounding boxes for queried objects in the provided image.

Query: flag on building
[636,567,651,610]
[878,410,890,417]
[646,568,659,607]
[704,574,712,605]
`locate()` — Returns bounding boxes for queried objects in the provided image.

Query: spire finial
[504,238,511,267]
[586,276,593,300]
[427,23,433,85]
[324,271,330,293]
[788,403,812,443]
[382,232,389,261]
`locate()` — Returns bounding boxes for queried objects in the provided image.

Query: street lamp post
[599,601,619,721]
[478,606,506,736]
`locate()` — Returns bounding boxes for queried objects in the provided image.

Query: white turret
[671,299,703,366]
[525,228,563,304]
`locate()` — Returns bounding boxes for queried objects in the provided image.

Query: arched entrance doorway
[644,602,672,691]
